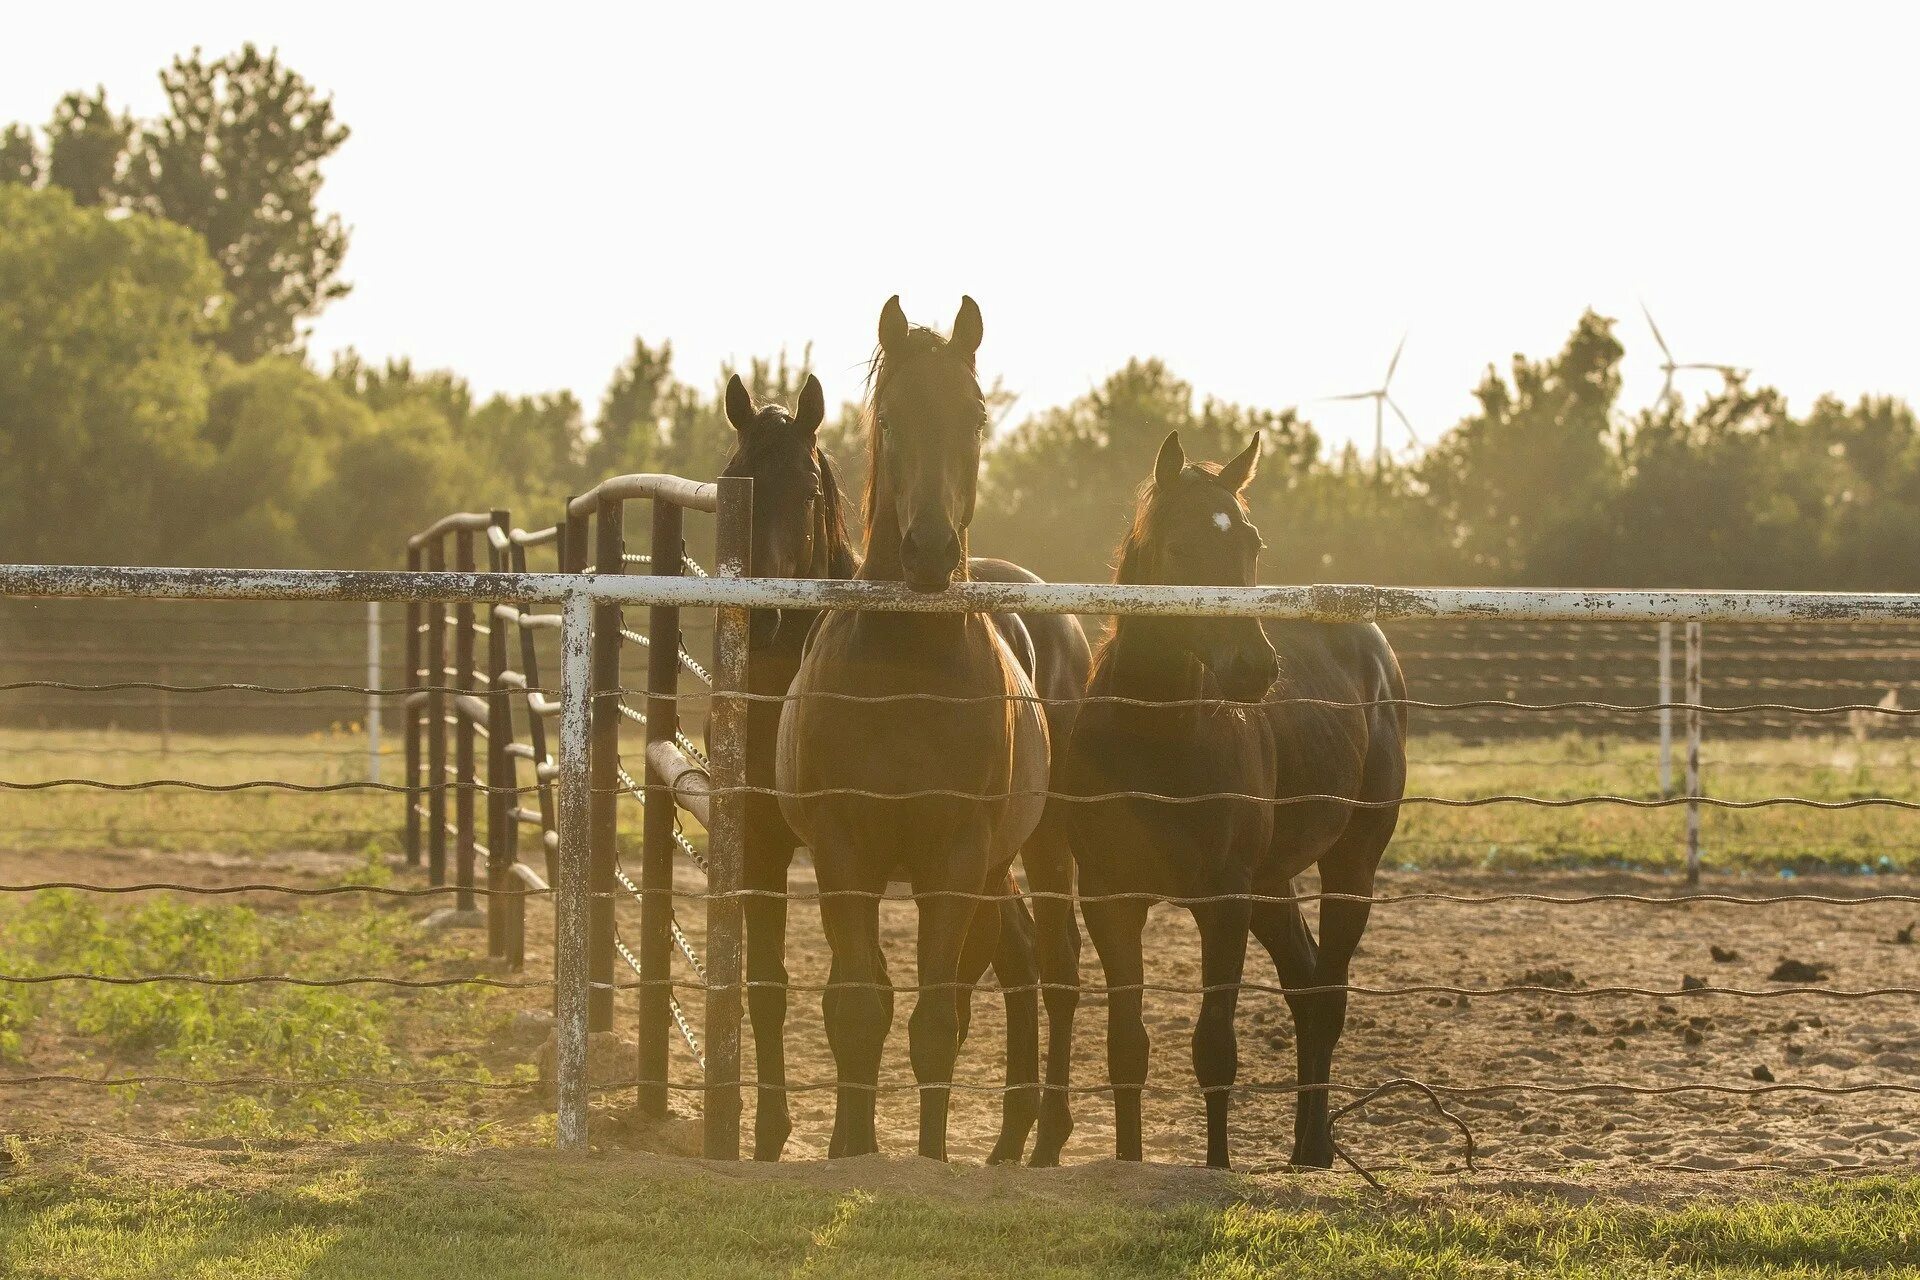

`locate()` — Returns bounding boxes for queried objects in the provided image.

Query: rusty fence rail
[8,552,1920,1164]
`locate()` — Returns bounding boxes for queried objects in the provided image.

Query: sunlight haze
[8,2,1917,454]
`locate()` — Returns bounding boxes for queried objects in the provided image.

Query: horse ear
[1218,432,1261,494]
[724,375,755,433]
[795,374,825,435]
[1154,431,1186,492]
[951,295,983,358]
[878,295,910,356]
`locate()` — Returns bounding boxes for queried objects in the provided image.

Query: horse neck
[751,491,854,665]
[1102,618,1209,707]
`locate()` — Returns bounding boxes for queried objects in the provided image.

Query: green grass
[0,725,398,856]
[4,724,1913,873]
[0,888,532,1142]
[1396,731,1920,875]
[0,1142,1916,1278]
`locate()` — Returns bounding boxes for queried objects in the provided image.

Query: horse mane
[859,326,977,553]
[816,446,858,579]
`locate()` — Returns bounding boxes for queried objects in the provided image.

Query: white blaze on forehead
[1212,511,1233,532]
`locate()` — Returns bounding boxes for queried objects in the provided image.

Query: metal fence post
[1685,620,1703,885]
[588,500,627,1033]
[704,475,752,1160]
[404,546,422,867]
[455,529,480,917]
[1657,621,1673,798]
[555,588,594,1151]
[485,511,512,960]
[367,601,383,785]
[637,500,685,1117]
[426,537,449,887]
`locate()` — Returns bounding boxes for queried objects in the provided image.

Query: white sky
[8,3,1919,459]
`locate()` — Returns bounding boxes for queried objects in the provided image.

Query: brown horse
[720,372,1086,1163]
[776,296,1059,1161]
[1057,431,1408,1169]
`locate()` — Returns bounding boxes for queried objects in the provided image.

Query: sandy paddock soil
[4,845,1918,1177]
[671,855,1920,1175]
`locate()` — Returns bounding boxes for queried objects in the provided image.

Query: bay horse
[775,296,1067,1162]
[720,371,1086,1163]
[1057,431,1408,1169]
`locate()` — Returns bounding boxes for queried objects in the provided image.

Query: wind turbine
[1641,303,1747,407]
[1323,334,1418,482]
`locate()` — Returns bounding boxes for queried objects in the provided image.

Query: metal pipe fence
[4,552,1920,1173]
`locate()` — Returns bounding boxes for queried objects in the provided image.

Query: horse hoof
[753,1113,792,1162]
[986,1140,1026,1166]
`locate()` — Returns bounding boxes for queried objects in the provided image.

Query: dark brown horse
[1058,431,1408,1169]
[776,296,1070,1162]
[720,371,1086,1163]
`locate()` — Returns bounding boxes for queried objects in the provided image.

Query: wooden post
[637,501,684,1117]
[554,590,594,1151]
[485,510,513,959]
[587,499,626,1034]
[1657,621,1673,798]
[405,546,422,867]
[454,528,479,917]
[426,537,448,887]
[367,601,383,785]
[704,475,752,1160]
[1685,621,1703,886]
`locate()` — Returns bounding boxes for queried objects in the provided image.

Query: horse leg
[1249,893,1324,1167]
[1082,894,1151,1161]
[908,851,987,1162]
[817,855,892,1159]
[1267,815,1391,1168]
[1023,821,1081,1167]
[1191,895,1252,1169]
[982,874,1040,1164]
[744,834,793,1161]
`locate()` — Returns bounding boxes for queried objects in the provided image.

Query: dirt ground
[5,845,1919,1176]
[668,855,1920,1175]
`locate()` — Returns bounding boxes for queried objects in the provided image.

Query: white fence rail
[5,559,1920,1153]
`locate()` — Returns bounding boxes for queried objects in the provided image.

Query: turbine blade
[1659,370,1674,404]
[1388,396,1419,445]
[1640,302,1673,362]
[1384,332,1408,387]
[1320,391,1378,402]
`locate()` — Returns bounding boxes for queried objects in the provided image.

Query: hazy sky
[8,3,1918,458]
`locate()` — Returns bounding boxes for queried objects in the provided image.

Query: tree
[44,89,131,207]
[130,45,351,360]
[0,123,42,187]
[0,184,225,563]
[587,338,677,478]
[1418,311,1624,583]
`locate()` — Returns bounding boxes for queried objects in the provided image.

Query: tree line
[4,47,1916,589]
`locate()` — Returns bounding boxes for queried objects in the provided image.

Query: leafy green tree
[130,45,351,360]
[466,391,586,515]
[316,400,482,567]
[1,123,42,187]
[587,338,677,478]
[0,185,224,564]
[166,358,375,565]
[1418,311,1624,583]
[44,89,131,207]
[330,351,475,430]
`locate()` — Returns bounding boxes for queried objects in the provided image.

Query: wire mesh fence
[2,505,1920,1174]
